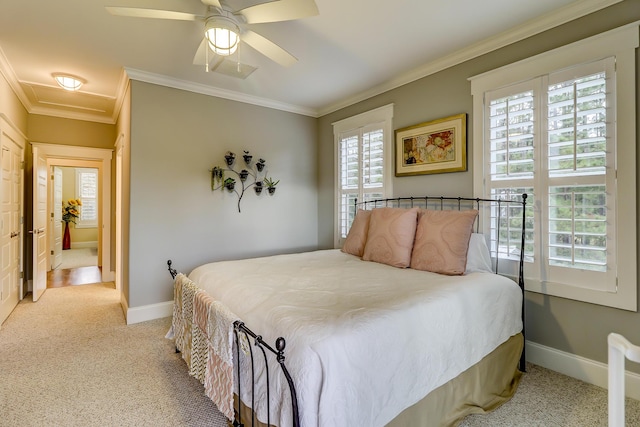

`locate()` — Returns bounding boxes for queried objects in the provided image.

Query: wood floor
[47,266,102,288]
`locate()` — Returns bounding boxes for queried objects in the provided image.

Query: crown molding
[317,0,623,117]
[124,67,318,117]
[0,46,32,113]
[27,105,117,125]
[0,0,623,122]
[111,68,130,124]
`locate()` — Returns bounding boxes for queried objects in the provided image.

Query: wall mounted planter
[211,150,278,212]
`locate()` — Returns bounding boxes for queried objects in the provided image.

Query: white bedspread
[188,249,522,427]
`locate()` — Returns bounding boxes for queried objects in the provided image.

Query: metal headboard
[354,194,528,372]
[354,194,528,276]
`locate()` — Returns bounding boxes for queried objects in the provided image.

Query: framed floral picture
[395,113,467,176]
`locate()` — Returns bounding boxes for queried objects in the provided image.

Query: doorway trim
[31,143,114,282]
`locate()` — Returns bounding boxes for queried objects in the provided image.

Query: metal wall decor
[211,150,279,212]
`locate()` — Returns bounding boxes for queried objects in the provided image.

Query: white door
[51,167,62,269]
[32,147,48,302]
[1,136,23,324]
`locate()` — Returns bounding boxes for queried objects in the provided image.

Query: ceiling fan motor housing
[205,14,240,56]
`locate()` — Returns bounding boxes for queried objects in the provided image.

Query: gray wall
[317,1,640,370]
[128,81,318,307]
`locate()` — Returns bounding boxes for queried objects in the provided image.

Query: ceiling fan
[106,0,318,78]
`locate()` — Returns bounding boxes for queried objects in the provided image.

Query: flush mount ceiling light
[53,73,85,91]
[205,16,240,56]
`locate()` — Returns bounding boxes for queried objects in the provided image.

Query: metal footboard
[233,322,299,427]
[167,260,300,427]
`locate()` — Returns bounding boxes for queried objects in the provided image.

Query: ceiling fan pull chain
[206,43,210,72]
[237,44,241,73]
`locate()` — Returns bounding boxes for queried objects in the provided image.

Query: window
[333,104,394,247]
[471,25,637,311]
[486,60,615,288]
[75,168,98,228]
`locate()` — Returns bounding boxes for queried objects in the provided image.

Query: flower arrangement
[62,199,82,224]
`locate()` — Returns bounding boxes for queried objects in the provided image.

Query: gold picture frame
[395,113,467,176]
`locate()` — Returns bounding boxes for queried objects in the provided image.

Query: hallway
[47,266,102,288]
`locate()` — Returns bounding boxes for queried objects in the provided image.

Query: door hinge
[19,272,23,279]
[51,250,54,255]
[51,212,54,218]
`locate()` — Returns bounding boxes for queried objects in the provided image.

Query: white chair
[608,333,640,426]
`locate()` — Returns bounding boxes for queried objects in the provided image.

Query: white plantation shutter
[471,25,637,310]
[489,89,535,181]
[547,71,608,178]
[337,125,385,240]
[486,82,536,265]
[334,105,393,246]
[338,132,359,239]
[76,168,98,227]
[483,58,616,293]
[362,128,385,188]
[543,59,616,290]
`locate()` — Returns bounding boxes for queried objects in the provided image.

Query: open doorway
[48,165,100,288]
[52,166,99,268]
[30,143,114,300]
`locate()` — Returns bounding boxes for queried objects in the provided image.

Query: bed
[167,195,528,427]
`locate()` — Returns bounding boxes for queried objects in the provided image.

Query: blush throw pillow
[341,209,372,257]
[362,207,419,268]
[410,209,479,275]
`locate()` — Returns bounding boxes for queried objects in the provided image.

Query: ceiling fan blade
[193,38,208,65]
[105,7,201,21]
[241,30,297,67]
[200,0,222,8]
[239,0,319,24]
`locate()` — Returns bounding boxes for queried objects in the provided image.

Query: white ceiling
[0,0,618,123]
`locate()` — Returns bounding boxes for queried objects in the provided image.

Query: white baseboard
[70,241,98,249]
[125,300,173,325]
[526,340,640,400]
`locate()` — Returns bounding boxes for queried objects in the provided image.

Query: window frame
[333,104,394,248]
[470,24,638,311]
[75,167,98,229]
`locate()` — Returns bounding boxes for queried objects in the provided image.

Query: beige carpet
[460,363,640,426]
[2,283,640,427]
[59,247,98,269]
[0,283,227,427]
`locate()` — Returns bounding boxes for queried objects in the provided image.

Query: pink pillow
[362,207,419,268]
[410,209,478,275]
[342,209,372,257]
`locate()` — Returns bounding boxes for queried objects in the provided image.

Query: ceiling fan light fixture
[53,73,84,91]
[205,17,240,56]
